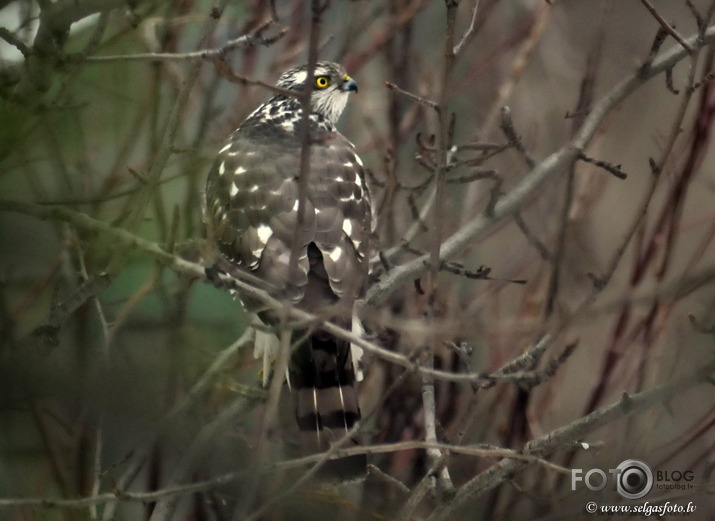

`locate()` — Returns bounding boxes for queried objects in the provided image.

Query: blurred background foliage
[1,0,715,520]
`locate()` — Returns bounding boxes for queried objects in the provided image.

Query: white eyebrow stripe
[292,71,307,85]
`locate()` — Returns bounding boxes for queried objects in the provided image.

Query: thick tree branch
[0,199,501,386]
[366,24,715,307]
[12,0,146,105]
[2,358,711,513]
[427,357,715,521]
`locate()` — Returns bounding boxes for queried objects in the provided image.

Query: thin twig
[367,464,411,495]
[148,397,255,521]
[365,24,715,307]
[640,27,669,75]
[12,0,131,106]
[80,27,288,63]
[104,0,230,278]
[0,27,31,56]
[425,358,715,521]
[385,81,439,110]
[499,106,536,168]
[0,198,702,393]
[72,238,111,521]
[452,0,481,55]
[639,0,694,54]
[514,212,551,260]
[0,439,570,510]
[213,57,299,98]
[577,151,628,179]
[1,357,711,514]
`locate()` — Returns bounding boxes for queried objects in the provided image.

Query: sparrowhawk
[205,61,370,480]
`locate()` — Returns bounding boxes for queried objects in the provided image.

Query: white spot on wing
[219,143,232,154]
[230,183,238,196]
[292,200,300,212]
[354,154,364,167]
[256,224,273,244]
[235,166,247,175]
[328,246,343,263]
[351,313,365,382]
[249,184,259,192]
[337,384,348,430]
[342,161,352,167]
[312,387,321,440]
[253,328,280,387]
[342,219,353,236]
[218,163,226,176]
[350,235,362,253]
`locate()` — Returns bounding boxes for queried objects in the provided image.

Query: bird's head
[276,61,358,125]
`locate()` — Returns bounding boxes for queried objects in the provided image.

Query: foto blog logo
[571,459,654,500]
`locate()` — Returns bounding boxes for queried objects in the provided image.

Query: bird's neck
[241,96,335,137]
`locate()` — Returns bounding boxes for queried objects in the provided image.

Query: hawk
[205,62,370,480]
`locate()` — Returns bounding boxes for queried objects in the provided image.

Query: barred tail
[290,330,366,482]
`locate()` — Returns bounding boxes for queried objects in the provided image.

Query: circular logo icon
[616,459,653,499]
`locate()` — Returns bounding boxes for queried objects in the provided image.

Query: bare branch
[80,26,288,63]
[367,464,411,495]
[0,200,565,390]
[452,0,481,55]
[640,27,669,75]
[0,27,31,56]
[577,151,628,179]
[213,57,302,98]
[385,81,439,110]
[426,358,715,521]
[0,439,570,510]
[499,106,536,168]
[12,0,144,104]
[638,0,694,54]
[366,24,715,307]
[104,0,229,278]
[514,212,551,260]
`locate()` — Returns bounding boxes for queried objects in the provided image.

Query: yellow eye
[315,76,330,89]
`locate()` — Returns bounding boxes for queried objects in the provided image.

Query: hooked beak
[342,74,358,93]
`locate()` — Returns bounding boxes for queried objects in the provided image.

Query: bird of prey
[205,61,370,480]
